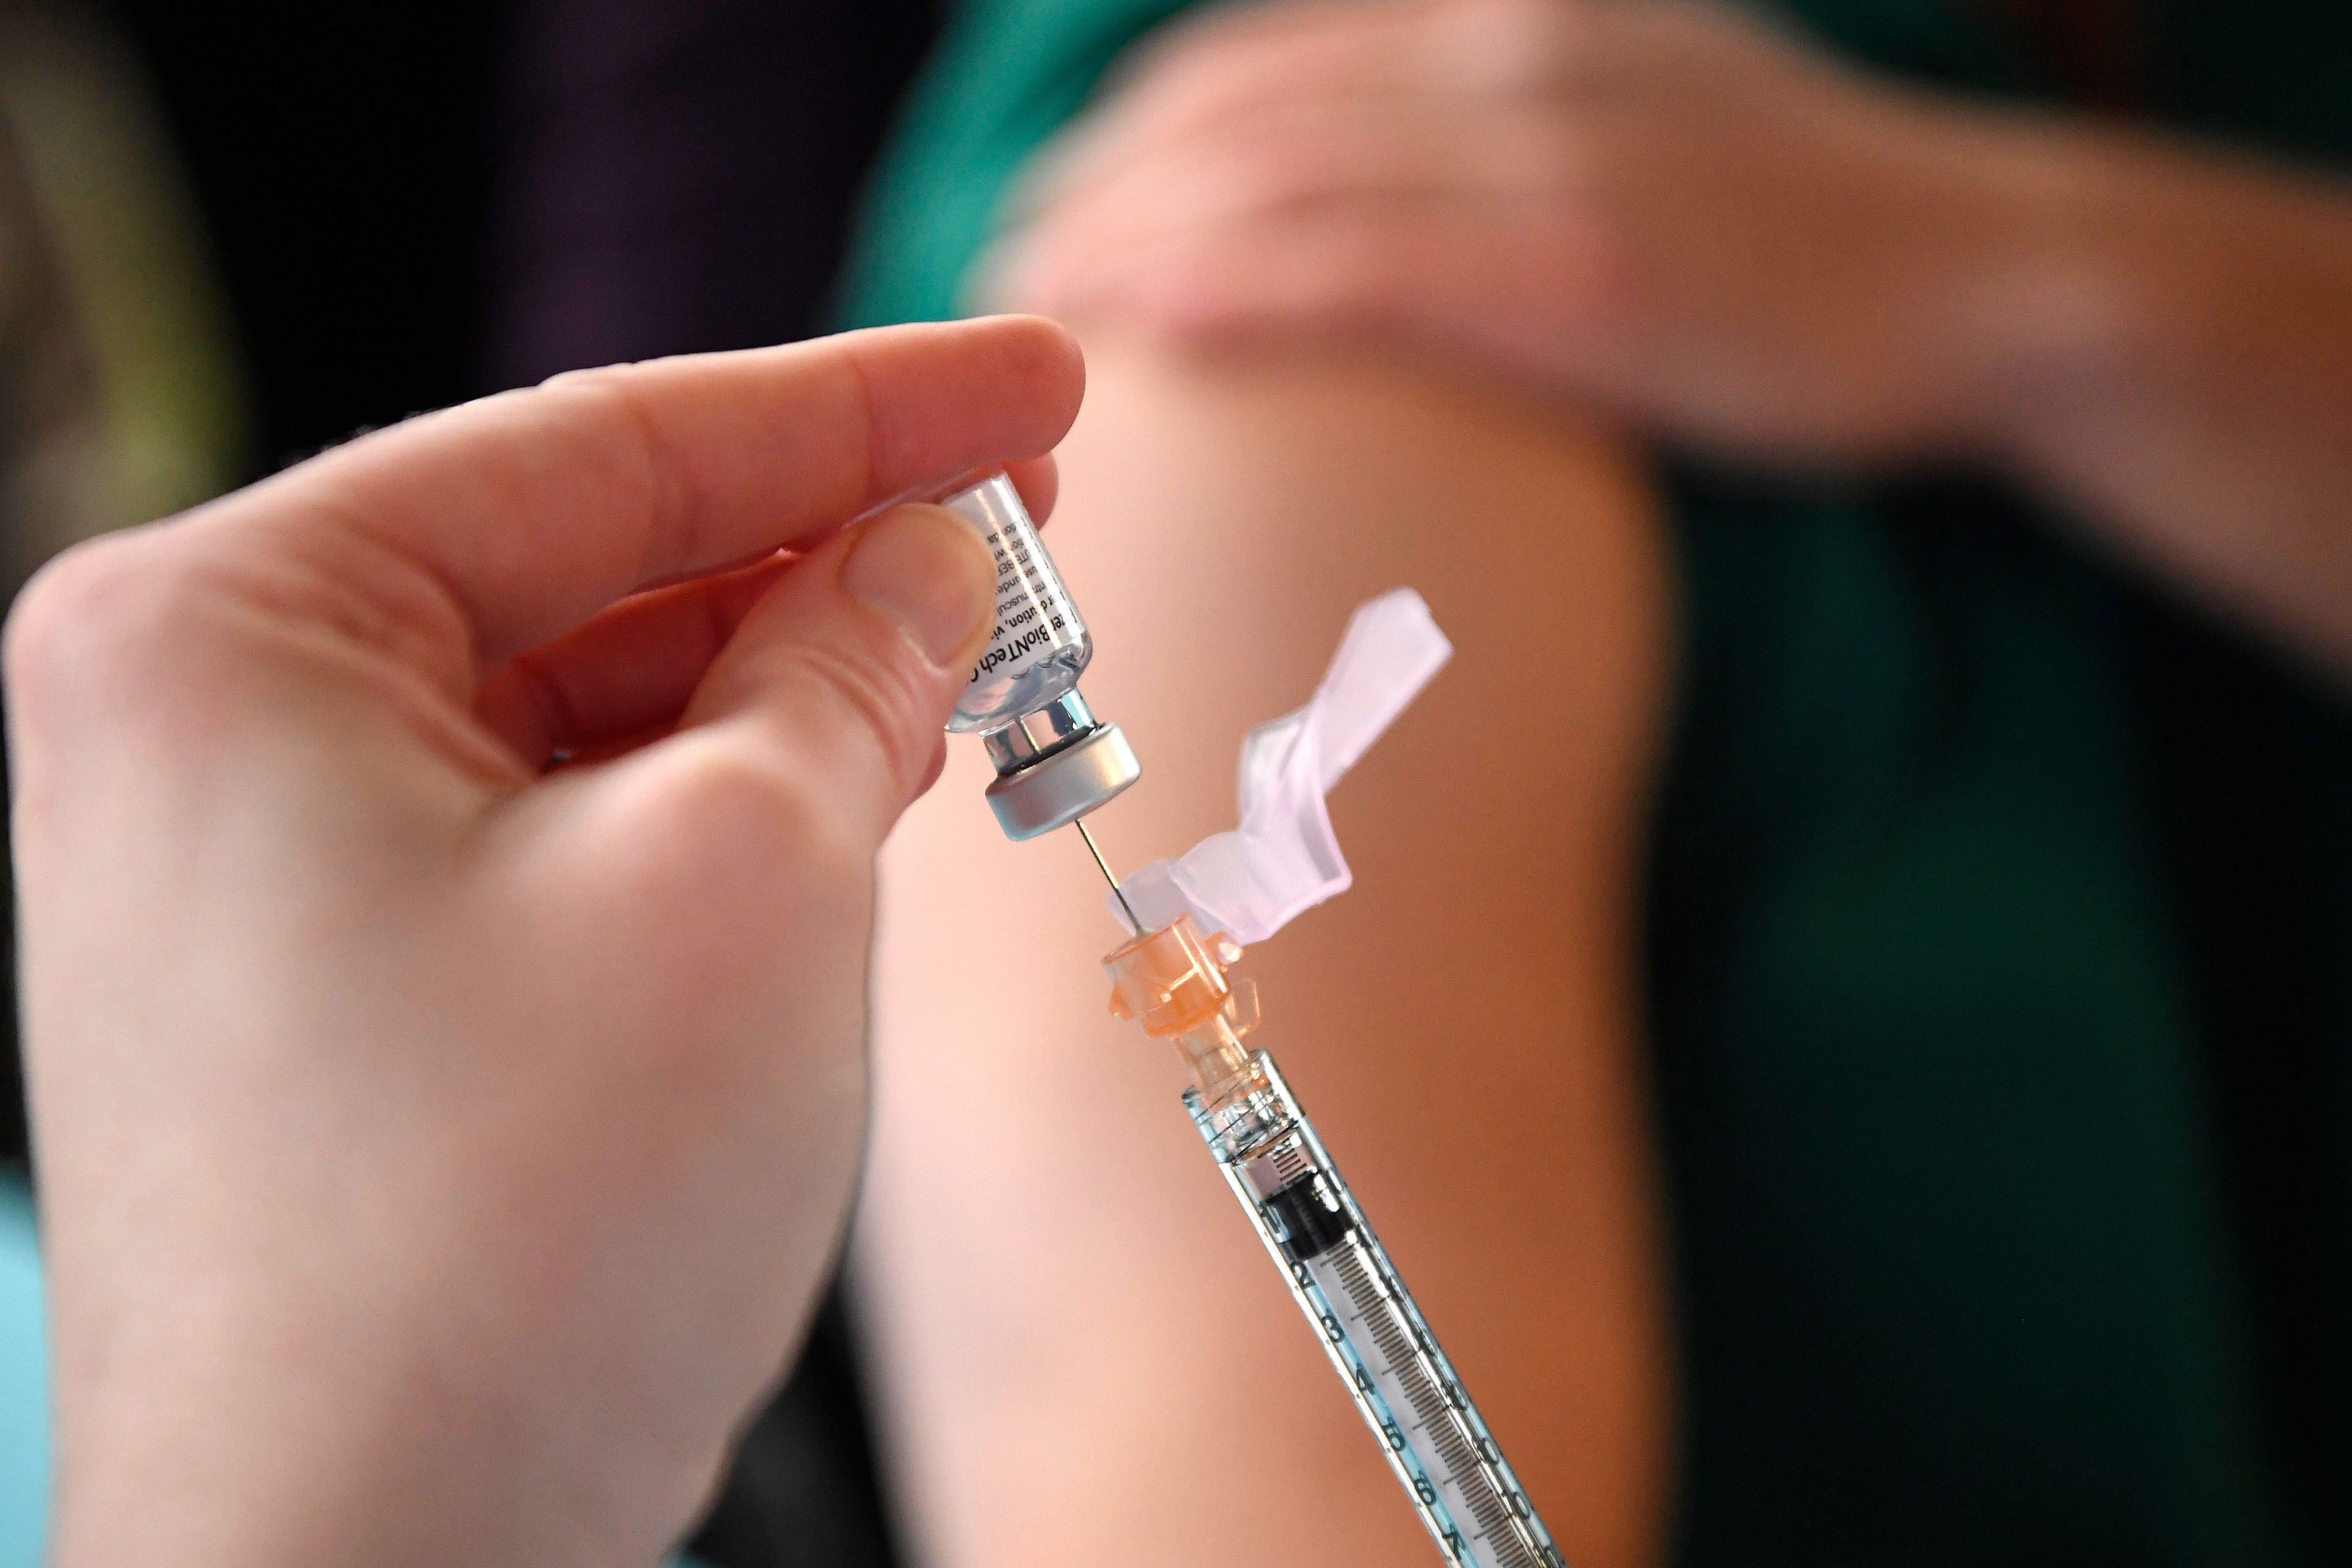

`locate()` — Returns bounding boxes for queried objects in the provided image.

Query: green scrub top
[841,3,2352,1564]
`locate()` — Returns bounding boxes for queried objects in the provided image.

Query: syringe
[1103,914,1565,1568]
[909,460,1539,1558]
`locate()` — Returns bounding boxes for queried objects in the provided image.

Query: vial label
[974,520,1076,689]
[938,471,1091,730]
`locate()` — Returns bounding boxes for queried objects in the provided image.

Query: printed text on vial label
[970,534,1071,684]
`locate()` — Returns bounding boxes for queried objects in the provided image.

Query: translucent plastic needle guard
[1114,588,1450,943]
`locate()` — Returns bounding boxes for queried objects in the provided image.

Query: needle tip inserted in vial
[1074,818,1143,935]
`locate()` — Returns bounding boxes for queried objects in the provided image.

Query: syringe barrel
[1185,1050,1564,1568]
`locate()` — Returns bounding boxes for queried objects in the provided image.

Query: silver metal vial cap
[979,690,1142,840]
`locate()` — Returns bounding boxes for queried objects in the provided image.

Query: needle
[1074,818,1142,934]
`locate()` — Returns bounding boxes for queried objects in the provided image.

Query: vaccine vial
[938,470,1090,733]
[923,470,1141,841]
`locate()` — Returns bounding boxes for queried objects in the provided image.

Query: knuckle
[1140,55,1250,142]
[532,365,695,580]
[1534,216,1636,328]
[1326,220,1395,283]
[668,746,842,869]
[1522,118,1597,201]
[628,743,874,936]
[4,534,208,736]
[9,535,133,672]
[1149,6,1269,78]
[1112,27,1234,124]
[1218,129,1328,212]
[1444,0,1588,91]
[5,538,117,697]
[781,636,934,802]
[1474,0,1559,29]
[1446,0,1551,45]
[1124,3,1325,124]
[809,639,936,785]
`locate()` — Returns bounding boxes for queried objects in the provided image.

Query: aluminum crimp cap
[984,721,1141,840]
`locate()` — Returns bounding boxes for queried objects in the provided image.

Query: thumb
[667,503,998,852]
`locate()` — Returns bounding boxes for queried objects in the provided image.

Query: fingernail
[843,505,997,668]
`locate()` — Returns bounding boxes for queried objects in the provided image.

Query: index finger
[199,316,1084,679]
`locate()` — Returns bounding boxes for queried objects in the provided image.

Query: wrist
[1934,110,2157,470]
[1959,119,2352,486]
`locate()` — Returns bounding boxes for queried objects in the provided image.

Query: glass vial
[900,467,1140,840]
[935,471,1092,733]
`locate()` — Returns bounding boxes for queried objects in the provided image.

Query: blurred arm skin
[856,335,1671,1568]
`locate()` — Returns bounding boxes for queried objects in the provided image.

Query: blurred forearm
[1990,132,2352,675]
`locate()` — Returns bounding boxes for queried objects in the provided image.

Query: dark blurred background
[0,2,942,1562]
[112,0,940,470]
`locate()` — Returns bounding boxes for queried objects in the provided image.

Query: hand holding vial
[5,318,1082,1568]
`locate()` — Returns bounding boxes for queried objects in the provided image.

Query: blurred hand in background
[995,0,2352,674]
[998,0,2051,460]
